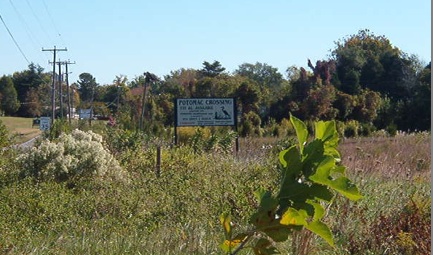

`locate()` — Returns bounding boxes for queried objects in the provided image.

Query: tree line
[0,29,430,135]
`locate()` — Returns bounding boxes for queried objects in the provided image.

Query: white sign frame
[175,98,236,127]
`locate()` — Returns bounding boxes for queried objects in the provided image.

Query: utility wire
[41,0,70,60]
[8,0,42,48]
[25,0,54,45]
[0,13,30,64]
[8,0,48,64]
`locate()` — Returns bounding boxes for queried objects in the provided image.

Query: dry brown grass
[339,133,431,180]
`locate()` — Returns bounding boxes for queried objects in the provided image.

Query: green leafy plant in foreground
[220,115,363,254]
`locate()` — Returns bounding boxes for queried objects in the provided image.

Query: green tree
[234,80,260,115]
[97,75,129,114]
[0,75,20,115]
[300,84,338,121]
[235,62,284,91]
[23,87,42,117]
[198,60,226,78]
[77,73,98,102]
[395,62,431,131]
[332,29,412,100]
[350,89,382,123]
[235,62,287,120]
[12,63,50,116]
[162,68,197,98]
[195,77,214,97]
[333,91,355,120]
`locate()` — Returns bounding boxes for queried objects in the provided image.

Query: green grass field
[0,124,430,254]
[0,116,42,144]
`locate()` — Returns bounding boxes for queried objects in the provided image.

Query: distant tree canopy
[198,60,226,78]
[0,30,430,133]
[11,63,51,117]
[77,72,98,102]
[0,75,20,115]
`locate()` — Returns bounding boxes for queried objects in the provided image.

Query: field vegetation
[0,117,41,144]
[0,118,430,255]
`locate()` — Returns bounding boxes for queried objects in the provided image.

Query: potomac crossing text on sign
[176,98,235,126]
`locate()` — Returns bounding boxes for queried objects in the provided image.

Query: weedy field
[0,121,430,255]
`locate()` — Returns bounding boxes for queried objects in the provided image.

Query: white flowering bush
[18,129,128,183]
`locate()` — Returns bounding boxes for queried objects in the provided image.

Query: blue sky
[1,0,431,85]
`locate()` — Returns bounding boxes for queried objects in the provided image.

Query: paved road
[13,136,40,150]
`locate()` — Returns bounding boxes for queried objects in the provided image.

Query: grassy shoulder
[0,117,42,144]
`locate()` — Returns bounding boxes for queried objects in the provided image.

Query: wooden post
[156,146,161,177]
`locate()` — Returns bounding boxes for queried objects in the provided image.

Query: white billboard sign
[175,98,235,126]
[78,109,92,119]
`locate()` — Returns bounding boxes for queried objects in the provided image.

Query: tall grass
[0,130,430,254]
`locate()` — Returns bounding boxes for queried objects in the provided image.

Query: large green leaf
[315,120,338,144]
[250,188,278,227]
[280,208,308,226]
[315,120,341,161]
[279,145,302,170]
[309,156,363,201]
[290,114,308,152]
[278,182,333,210]
[278,146,303,210]
[302,140,325,177]
[306,199,325,221]
[326,177,363,201]
[305,220,334,246]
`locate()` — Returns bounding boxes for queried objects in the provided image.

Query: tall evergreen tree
[0,76,20,115]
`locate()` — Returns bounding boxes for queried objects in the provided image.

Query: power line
[25,0,54,45]
[0,14,30,64]
[8,0,45,57]
[41,0,71,61]
[41,0,66,44]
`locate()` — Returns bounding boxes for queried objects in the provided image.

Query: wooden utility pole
[57,61,63,118]
[42,46,67,124]
[58,60,75,123]
[65,61,75,124]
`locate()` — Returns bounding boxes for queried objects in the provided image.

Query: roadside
[0,116,42,145]
[13,135,41,150]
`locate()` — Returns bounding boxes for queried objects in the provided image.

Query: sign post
[174,98,238,151]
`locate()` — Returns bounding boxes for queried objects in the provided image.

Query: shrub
[279,117,296,137]
[0,119,11,148]
[18,129,128,184]
[356,194,431,255]
[386,123,398,137]
[240,111,262,137]
[45,119,72,140]
[262,118,280,137]
[177,127,211,145]
[344,120,359,138]
[358,122,376,137]
[188,128,237,154]
[104,127,145,156]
